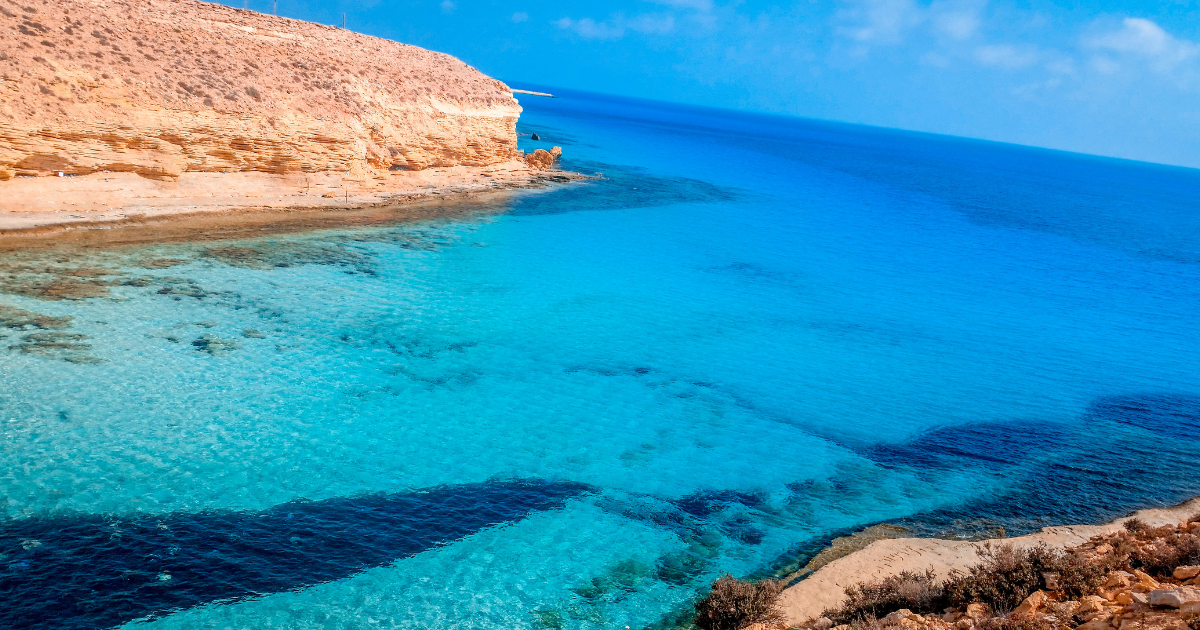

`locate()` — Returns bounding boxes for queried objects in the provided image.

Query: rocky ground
[789,512,1200,630]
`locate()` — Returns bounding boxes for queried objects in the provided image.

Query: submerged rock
[192,334,241,356]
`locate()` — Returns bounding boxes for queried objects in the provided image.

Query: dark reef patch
[0,304,71,330]
[203,241,376,275]
[0,478,594,630]
[0,304,99,363]
[191,334,241,356]
[836,391,1200,541]
[508,160,734,216]
[1086,392,1200,436]
[862,420,1068,472]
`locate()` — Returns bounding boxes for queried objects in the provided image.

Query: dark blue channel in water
[0,479,594,630]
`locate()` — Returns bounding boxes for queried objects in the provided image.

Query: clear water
[2,88,1200,629]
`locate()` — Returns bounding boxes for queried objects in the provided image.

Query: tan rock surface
[0,0,565,230]
[779,498,1200,626]
[0,0,522,179]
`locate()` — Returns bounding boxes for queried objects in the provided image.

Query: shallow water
[2,88,1200,629]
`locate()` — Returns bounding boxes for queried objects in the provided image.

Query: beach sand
[779,497,1200,625]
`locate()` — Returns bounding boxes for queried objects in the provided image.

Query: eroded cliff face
[0,0,523,181]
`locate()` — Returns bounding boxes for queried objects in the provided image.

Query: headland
[0,0,570,232]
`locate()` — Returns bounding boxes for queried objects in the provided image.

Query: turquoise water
[2,88,1200,629]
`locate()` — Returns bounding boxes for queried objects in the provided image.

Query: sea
[2,87,1200,630]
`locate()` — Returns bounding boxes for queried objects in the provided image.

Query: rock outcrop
[777,500,1200,630]
[525,146,562,170]
[0,0,524,181]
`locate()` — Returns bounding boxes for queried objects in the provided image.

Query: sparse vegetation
[828,570,943,624]
[809,516,1200,630]
[1123,518,1150,534]
[694,574,785,630]
[942,544,1106,612]
[1128,530,1200,577]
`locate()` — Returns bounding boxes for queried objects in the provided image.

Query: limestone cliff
[0,0,523,181]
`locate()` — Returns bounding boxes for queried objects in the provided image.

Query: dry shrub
[1129,532,1200,577]
[1185,615,1200,630]
[1125,518,1150,534]
[942,544,1104,614]
[826,570,943,624]
[694,574,785,630]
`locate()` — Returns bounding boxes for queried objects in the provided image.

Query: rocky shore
[0,0,570,231]
[775,498,1200,630]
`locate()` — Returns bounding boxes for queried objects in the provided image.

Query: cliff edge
[0,0,522,181]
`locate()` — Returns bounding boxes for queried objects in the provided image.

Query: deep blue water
[2,87,1200,629]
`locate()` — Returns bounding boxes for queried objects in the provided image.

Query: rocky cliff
[0,0,523,181]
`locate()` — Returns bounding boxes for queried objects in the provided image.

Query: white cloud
[439,0,454,13]
[1090,56,1121,75]
[837,0,983,46]
[929,0,983,40]
[1085,18,1198,70]
[554,13,676,39]
[974,44,1038,69]
[512,11,529,23]
[554,17,626,39]
[628,13,676,34]
[921,51,950,66]
[838,0,922,44]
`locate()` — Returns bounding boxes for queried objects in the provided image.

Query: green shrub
[694,575,785,630]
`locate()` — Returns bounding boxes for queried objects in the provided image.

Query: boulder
[882,609,915,624]
[811,617,834,630]
[965,603,989,621]
[1134,570,1162,592]
[1013,590,1049,617]
[1077,620,1115,630]
[1106,572,1136,588]
[1174,566,1200,580]
[1148,587,1200,608]
[1078,596,1109,614]
[524,148,561,170]
[1117,613,1190,630]
[1043,572,1060,590]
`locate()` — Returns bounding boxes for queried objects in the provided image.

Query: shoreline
[0,164,589,247]
[778,496,1200,626]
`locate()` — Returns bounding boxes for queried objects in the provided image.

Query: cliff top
[0,0,515,128]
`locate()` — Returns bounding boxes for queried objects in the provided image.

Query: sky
[224,0,1200,168]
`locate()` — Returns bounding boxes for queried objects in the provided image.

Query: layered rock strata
[0,0,524,181]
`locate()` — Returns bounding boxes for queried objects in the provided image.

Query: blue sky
[228,0,1199,168]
